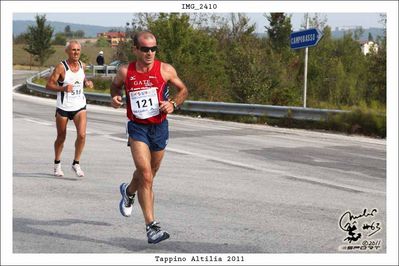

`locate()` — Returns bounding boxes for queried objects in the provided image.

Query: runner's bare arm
[159,63,188,113]
[46,63,73,92]
[82,62,93,89]
[110,64,128,108]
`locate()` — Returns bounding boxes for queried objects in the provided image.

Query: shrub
[326,108,386,137]
[90,76,112,91]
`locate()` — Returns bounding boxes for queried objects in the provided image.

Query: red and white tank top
[124,60,169,124]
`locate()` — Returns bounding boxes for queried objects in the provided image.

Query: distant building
[97,31,126,47]
[360,41,379,55]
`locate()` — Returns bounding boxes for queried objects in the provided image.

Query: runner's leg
[72,110,87,161]
[129,139,158,224]
[149,149,165,219]
[55,112,68,161]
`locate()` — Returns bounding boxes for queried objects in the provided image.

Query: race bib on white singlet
[64,82,83,106]
[69,82,83,98]
[129,87,160,119]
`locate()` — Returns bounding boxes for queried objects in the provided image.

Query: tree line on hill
[17,13,386,110]
[14,23,85,46]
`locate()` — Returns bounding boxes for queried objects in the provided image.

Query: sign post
[303,18,309,108]
[290,18,323,108]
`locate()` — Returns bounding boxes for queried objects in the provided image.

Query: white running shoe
[119,183,135,217]
[72,164,85,177]
[54,163,64,177]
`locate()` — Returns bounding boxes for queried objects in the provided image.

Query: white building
[360,41,379,55]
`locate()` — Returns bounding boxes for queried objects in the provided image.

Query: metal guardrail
[182,101,348,121]
[44,65,118,77]
[25,67,349,121]
[87,65,117,76]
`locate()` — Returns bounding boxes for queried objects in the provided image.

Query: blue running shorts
[127,119,169,151]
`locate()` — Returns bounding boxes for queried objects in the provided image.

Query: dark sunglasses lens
[140,46,158,52]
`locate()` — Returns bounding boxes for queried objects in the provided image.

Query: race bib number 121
[129,87,160,119]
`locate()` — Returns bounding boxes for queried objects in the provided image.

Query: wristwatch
[170,100,178,110]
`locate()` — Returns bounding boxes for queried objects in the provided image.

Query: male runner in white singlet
[46,40,93,177]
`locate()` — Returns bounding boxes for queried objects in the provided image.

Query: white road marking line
[13,90,126,115]
[166,147,385,195]
[22,118,52,126]
[105,135,126,142]
[21,117,93,134]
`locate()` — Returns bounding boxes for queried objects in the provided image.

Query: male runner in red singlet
[46,40,93,178]
[110,31,188,244]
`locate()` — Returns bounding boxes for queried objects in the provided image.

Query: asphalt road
[12,71,386,253]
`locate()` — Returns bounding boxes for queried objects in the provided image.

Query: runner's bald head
[133,31,156,48]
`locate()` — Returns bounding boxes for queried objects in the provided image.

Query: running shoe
[72,164,85,177]
[119,183,135,217]
[54,163,64,177]
[146,221,170,244]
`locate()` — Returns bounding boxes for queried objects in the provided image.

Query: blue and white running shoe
[119,183,135,217]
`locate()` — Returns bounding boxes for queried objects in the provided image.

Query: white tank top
[56,60,86,111]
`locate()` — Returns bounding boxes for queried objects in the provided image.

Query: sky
[12,12,384,32]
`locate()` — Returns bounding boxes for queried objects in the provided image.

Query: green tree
[113,39,134,62]
[223,14,273,104]
[79,53,90,64]
[353,26,364,41]
[263,13,301,105]
[365,14,386,105]
[96,36,110,47]
[145,13,229,101]
[368,32,374,42]
[24,14,55,67]
[52,32,67,45]
[307,29,367,107]
[64,25,72,38]
[75,30,85,38]
[265,13,292,54]
[263,46,301,106]
[338,32,367,105]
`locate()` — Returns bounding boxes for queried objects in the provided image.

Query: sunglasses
[138,46,158,53]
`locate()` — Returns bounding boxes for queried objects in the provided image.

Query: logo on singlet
[133,80,153,86]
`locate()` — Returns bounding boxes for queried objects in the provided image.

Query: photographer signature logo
[338,208,382,251]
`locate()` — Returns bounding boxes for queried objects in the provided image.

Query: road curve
[11,71,386,254]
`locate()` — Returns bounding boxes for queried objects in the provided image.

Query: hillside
[13,20,124,38]
[13,20,384,42]
[331,27,384,41]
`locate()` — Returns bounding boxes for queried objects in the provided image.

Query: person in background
[46,40,93,177]
[96,51,104,65]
